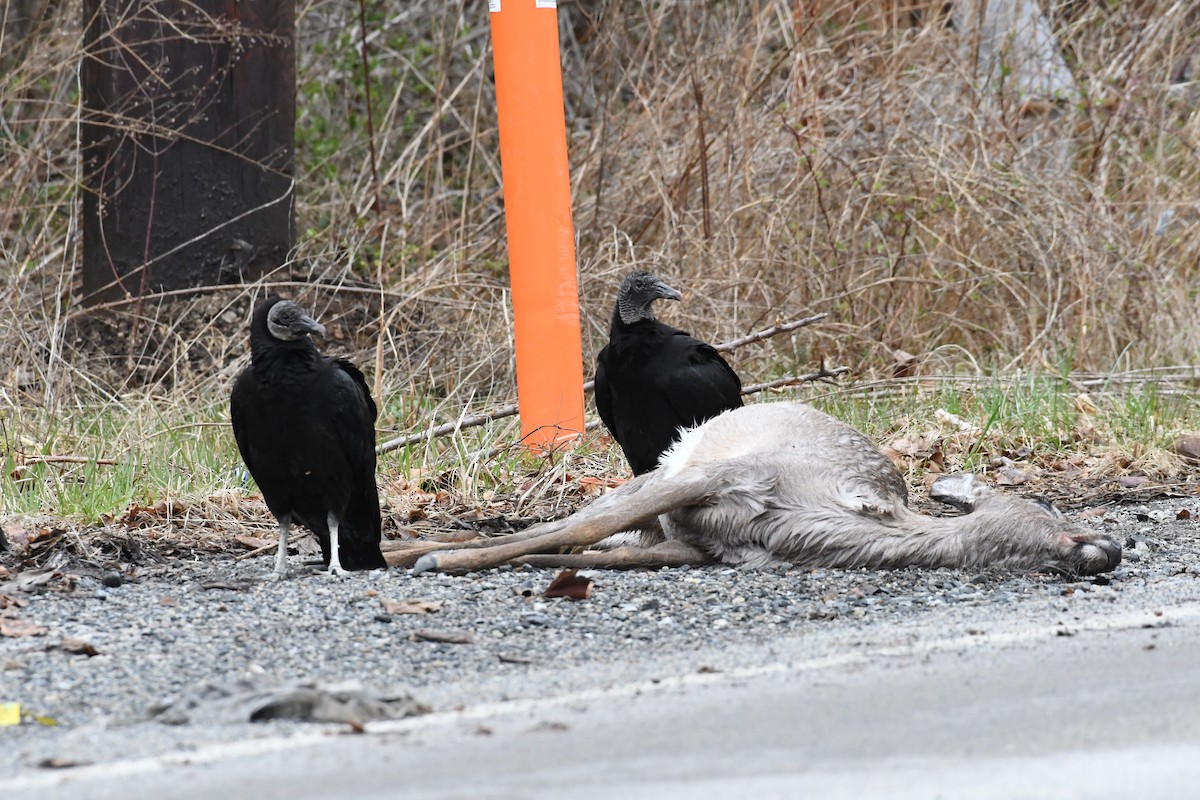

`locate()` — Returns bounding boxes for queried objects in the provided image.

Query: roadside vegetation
[2,1,1199,531]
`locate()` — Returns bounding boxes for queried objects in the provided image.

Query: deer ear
[929,473,989,513]
[1056,531,1087,549]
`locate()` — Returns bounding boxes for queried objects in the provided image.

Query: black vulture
[412,402,1122,576]
[594,271,743,475]
[230,297,386,577]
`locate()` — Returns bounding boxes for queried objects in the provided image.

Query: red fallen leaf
[0,618,48,638]
[577,475,626,489]
[60,637,101,657]
[1178,508,1192,520]
[543,569,593,600]
[381,598,442,615]
[118,499,190,527]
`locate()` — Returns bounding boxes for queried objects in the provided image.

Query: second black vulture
[594,271,743,475]
[231,297,386,577]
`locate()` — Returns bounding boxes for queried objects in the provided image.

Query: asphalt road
[8,602,1200,800]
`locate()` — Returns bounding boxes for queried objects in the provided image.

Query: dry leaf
[927,442,945,471]
[1116,475,1150,489]
[995,467,1034,486]
[498,652,534,664]
[883,436,935,459]
[119,499,189,527]
[412,629,474,645]
[37,756,90,769]
[0,568,59,594]
[0,593,28,610]
[935,409,980,435]
[380,598,442,615]
[577,475,626,493]
[0,618,48,638]
[60,638,100,657]
[892,349,919,378]
[1074,393,1099,415]
[543,569,593,600]
[234,534,273,550]
[1175,434,1200,462]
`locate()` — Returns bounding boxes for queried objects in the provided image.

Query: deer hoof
[412,554,440,575]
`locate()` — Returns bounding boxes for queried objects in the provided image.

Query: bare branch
[377,316,843,455]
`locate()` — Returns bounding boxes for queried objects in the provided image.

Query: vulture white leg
[412,470,719,574]
[326,512,348,576]
[270,514,292,580]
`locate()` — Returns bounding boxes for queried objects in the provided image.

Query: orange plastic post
[489,0,585,450]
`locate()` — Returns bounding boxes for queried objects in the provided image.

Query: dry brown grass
[2,0,1200,522]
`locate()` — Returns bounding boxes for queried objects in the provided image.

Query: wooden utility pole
[80,0,295,305]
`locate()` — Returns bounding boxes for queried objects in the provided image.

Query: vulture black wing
[320,357,385,570]
[594,321,742,475]
[659,333,743,432]
[593,345,616,436]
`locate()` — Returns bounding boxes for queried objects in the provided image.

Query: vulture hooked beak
[266,300,327,341]
[297,315,327,338]
[653,279,683,303]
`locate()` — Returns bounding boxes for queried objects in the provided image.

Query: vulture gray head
[266,300,326,342]
[616,271,683,324]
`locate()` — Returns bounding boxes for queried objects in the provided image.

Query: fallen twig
[741,365,849,395]
[578,312,830,393]
[16,455,118,466]
[711,313,830,353]
[377,405,519,454]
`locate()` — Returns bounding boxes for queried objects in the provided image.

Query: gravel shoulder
[2,496,1199,782]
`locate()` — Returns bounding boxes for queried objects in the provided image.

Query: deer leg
[412,470,716,574]
[382,512,608,569]
[512,540,711,570]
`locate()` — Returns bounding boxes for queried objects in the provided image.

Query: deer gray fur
[412,402,1121,575]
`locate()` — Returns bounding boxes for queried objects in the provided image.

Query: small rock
[100,572,123,588]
